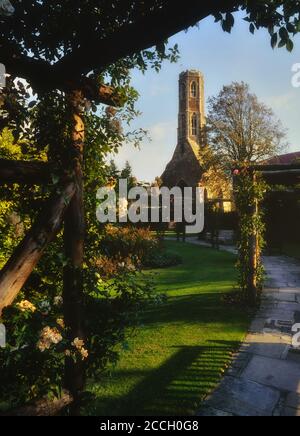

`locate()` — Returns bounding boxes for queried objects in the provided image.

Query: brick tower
[161,70,206,188]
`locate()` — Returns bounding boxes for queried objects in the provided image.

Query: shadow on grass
[142,293,247,327]
[90,342,240,416]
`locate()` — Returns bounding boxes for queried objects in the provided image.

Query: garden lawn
[87,241,250,416]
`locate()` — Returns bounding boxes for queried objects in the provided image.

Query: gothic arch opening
[191,81,197,98]
[191,113,198,136]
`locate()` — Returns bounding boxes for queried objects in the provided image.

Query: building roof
[264,152,300,165]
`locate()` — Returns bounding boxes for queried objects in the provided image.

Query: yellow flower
[56,318,65,329]
[37,326,62,352]
[72,337,85,350]
[54,296,63,307]
[17,300,36,313]
[80,348,89,360]
[71,337,88,360]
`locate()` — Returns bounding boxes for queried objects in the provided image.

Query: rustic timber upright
[0,81,123,404]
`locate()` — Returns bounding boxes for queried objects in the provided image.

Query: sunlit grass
[87,241,250,416]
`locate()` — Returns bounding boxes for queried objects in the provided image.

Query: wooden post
[63,91,86,409]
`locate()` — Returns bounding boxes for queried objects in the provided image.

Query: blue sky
[112,12,300,182]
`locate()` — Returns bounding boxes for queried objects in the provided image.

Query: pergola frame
[236,163,300,302]
[0,0,298,414]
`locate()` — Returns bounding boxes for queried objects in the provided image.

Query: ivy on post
[233,167,267,306]
[63,90,86,410]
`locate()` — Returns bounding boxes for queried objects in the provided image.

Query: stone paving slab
[204,376,281,417]
[240,333,290,360]
[287,349,300,364]
[198,406,234,417]
[270,293,298,303]
[242,355,300,393]
[249,317,267,334]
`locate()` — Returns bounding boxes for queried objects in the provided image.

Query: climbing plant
[233,167,268,305]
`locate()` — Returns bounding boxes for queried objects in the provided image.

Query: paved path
[165,236,237,255]
[168,238,300,415]
[197,254,300,417]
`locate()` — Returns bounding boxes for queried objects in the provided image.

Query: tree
[121,161,133,180]
[120,161,137,189]
[1,1,300,97]
[204,83,287,305]
[206,82,287,169]
[108,160,120,180]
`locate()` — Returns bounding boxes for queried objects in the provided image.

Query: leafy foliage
[214,1,300,52]
[234,168,267,304]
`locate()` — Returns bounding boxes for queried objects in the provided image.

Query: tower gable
[162,70,206,188]
[178,70,206,148]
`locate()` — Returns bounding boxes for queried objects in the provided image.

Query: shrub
[143,251,182,269]
[101,225,158,265]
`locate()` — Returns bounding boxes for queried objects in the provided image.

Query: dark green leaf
[271,33,278,49]
[286,38,294,52]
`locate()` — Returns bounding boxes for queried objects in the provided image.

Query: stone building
[161,70,232,212]
[161,70,206,190]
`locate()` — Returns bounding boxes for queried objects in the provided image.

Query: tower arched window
[191,81,197,98]
[191,113,198,136]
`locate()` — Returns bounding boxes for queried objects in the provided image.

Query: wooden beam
[0,160,54,184]
[4,1,239,92]
[0,180,76,315]
[54,0,239,83]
